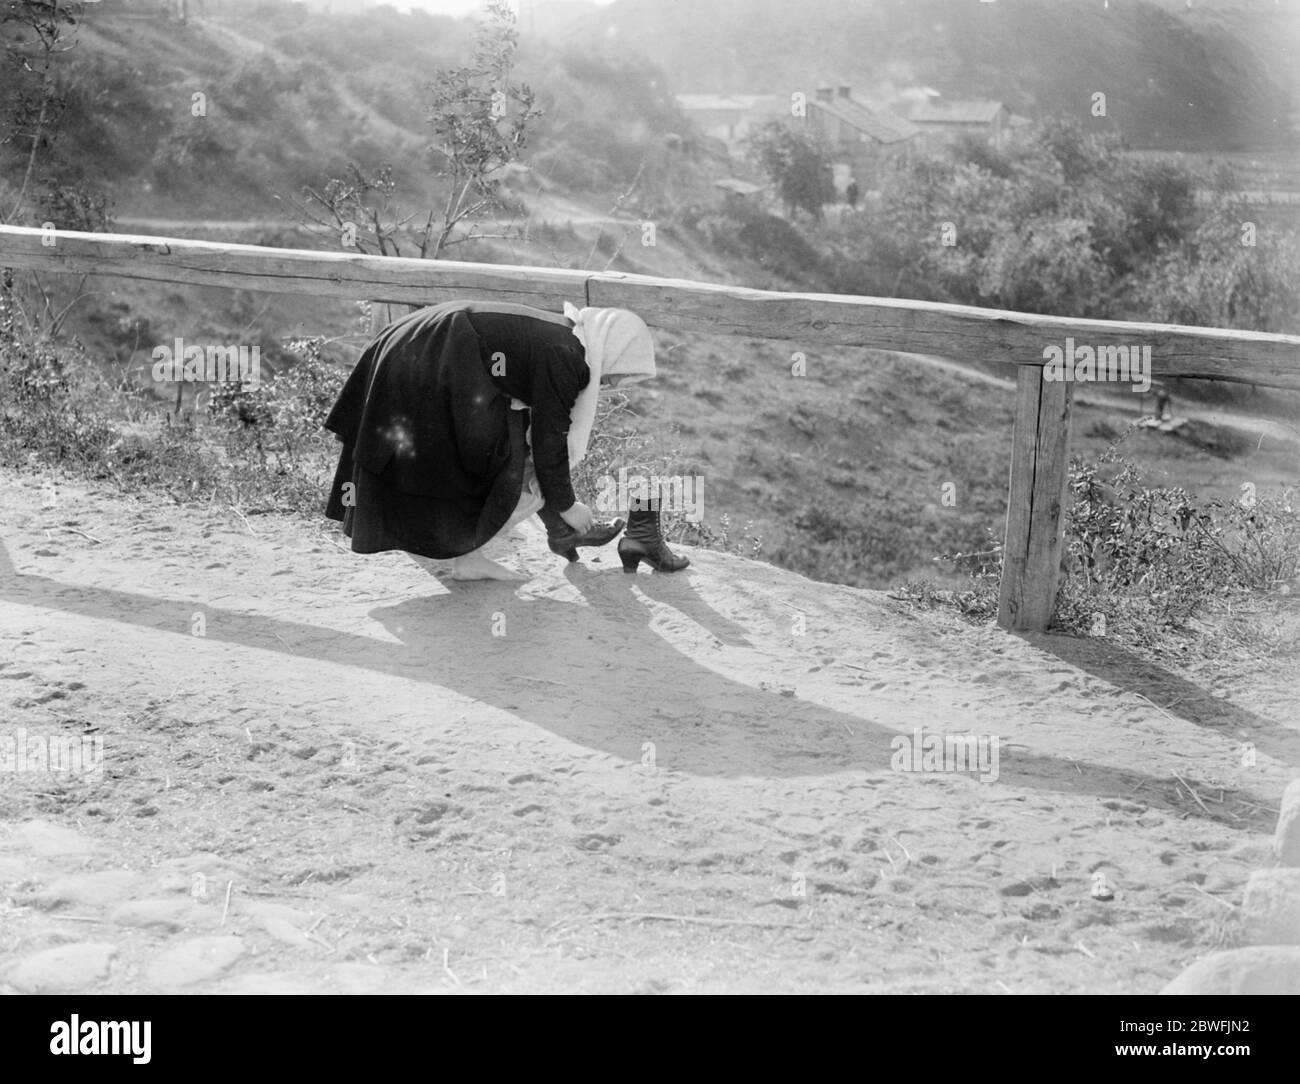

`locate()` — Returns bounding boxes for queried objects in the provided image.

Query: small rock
[240,901,312,926]
[1241,869,1300,945]
[110,898,203,932]
[152,852,248,880]
[1203,871,1241,895]
[37,870,141,910]
[1227,839,1274,865]
[1275,779,1300,867]
[257,916,315,948]
[145,936,245,989]
[149,853,247,897]
[14,820,98,856]
[5,942,116,993]
[1162,946,1300,995]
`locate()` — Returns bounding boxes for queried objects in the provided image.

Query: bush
[1057,454,1298,638]
[896,445,1299,651]
[688,203,823,279]
[0,280,119,468]
[206,335,346,507]
[745,120,836,223]
[826,117,1300,329]
[1128,202,1300,332]
[1059,457,1218,630]
[2,272,350,515]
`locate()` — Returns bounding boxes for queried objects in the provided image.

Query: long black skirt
[322,304,530,560]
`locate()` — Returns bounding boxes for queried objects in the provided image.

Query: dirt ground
[1,468,1297,994]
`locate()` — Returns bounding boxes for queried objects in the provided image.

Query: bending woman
[323,299,688,580]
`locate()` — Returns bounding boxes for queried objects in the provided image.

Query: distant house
[677,96,749,143]
[676,94,785,145]
[909,99,1015,148]
[806,83,920,188]
[713,177,764,212]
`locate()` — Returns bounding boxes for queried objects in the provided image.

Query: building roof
[728,94,783,111]
[910,100,1009,125]
[676,94,752,113]
[676,93,784,116]
[714,178,764,196]
[810,98,920,145]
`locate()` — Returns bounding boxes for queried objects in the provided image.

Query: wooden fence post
[998,365,1074,632]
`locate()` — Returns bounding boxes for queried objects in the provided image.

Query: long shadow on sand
[0,533,1282,825]
[1021,631,1300,768]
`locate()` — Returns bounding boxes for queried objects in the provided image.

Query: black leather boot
[536,502,624,562]
[618,496,690,573]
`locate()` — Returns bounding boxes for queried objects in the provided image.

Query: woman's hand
[560,501,594,533]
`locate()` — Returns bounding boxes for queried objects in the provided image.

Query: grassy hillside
[598,324,1300,592]
[1145,0,1300,105]
[6,0,702,221]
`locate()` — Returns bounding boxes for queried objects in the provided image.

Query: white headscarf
[563,303,656,467]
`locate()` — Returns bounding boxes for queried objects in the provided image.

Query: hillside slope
[36,2,702,220]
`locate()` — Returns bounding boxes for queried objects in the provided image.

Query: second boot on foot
[618,500,689,573]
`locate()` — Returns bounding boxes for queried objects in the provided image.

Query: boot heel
[621,504,689,573]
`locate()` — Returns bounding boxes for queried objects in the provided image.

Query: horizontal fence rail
[4,226,1300,389]
[3,224,1297,632]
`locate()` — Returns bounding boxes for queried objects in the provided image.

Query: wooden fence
[4,224,1299,632]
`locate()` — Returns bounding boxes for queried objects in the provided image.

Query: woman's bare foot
[450,551,528,582]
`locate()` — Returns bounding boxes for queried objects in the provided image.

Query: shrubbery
[1055,452,1299,638]
[1,277,343,512]
[685,200,824,279]
[1,276,118,469]
[828,118,1300,336]
[899,440,1299,657]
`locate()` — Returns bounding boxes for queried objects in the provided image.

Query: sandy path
[1,469,1295,993]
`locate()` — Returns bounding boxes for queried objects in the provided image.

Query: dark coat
[324,300,590,559]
